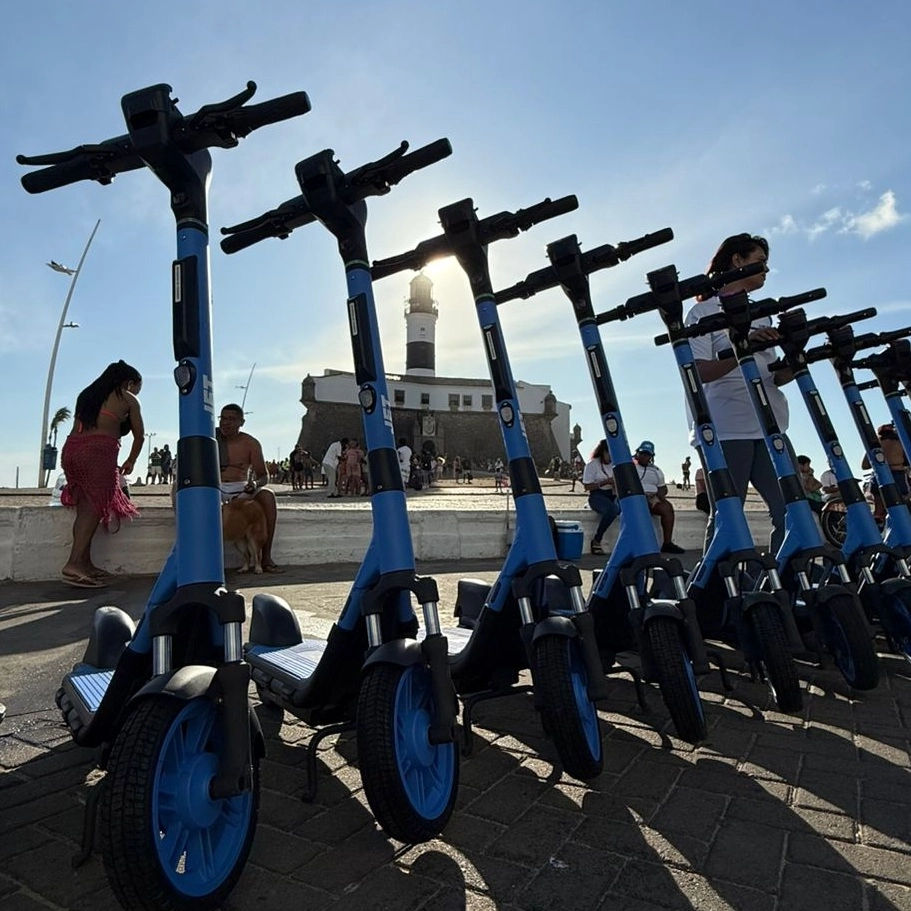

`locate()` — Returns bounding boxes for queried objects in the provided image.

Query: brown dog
[221,497,268,574]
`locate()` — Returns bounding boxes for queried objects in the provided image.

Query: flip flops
[262,564,284,574]
[62,571,108,589]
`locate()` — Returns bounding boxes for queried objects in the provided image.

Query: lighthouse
[405,272,438,377]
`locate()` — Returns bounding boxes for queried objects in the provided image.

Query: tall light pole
[236,362,256,412]
[38,219,101,487]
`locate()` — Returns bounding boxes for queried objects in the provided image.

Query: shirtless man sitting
[217,403,282,572]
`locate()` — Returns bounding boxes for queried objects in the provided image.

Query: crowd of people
[54,234,911,585]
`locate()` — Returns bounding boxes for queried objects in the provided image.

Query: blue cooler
[554,520,584,560]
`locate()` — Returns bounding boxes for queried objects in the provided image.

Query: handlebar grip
[495,264,554,303]
[778,287,827,309]
[388,138,452,182]
[220,220,292,254]
[524,194,579,225]
[855,379,880,390]
[372,234,453,280]
[618,227,674,259]
[20,152,144,193]
[21,159,97,194]
[230,92,312,135]
[805,307,877,336]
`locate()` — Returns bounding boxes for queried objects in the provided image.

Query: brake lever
[187,81,257,128]
[348,142,409,191]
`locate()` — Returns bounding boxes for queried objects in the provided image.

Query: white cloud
[840,190,905,239]
[774,190,905,242]
[857,180,872,191]
[811,183,827,195]
[770,214,799,235]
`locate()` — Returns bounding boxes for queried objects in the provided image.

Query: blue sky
[1,1,909,488]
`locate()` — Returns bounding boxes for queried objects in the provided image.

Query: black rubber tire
[645,617,707,745]
[820,507,848,549]
[749,602,803,713]
[357,663,459,843]
[535,635,604,781]
[100,696,259,911]
[819,593,880,690]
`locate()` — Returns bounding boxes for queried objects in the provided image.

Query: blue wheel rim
[886,596,911,663]
[569,643,602,760]
[394,665,456,821]
[683,651,705,722]
[822,609,857,683]
[152,699,253,897]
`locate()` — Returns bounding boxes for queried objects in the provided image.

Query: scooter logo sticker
[381,394,393,429]
[203,374,214,414]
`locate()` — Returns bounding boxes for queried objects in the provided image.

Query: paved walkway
[2,558,910,910]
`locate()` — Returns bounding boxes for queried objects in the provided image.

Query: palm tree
[44,407,71,485]
[49,407,71,447]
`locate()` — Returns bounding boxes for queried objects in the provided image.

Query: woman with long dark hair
[60,360,144,587]
[582,439,620,554]
[685,233,791,555]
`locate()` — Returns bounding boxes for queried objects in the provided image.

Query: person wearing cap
[634,441,685,554]
[582,439,620,555]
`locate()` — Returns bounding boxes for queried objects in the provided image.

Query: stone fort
[296,274,579,467]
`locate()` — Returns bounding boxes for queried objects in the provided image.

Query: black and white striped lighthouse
[405,272,438,377]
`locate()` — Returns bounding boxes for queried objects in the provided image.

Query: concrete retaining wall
[0,504,773,582]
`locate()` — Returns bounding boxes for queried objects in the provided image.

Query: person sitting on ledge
[633,440,685,554]
[217,403,282,572]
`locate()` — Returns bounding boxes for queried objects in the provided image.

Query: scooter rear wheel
[357,662,459,843]
[535,635,604,780]
[819,593,880,690]
[645,616,707,745]
[100,695,259,911]
[749,602,803,713]
[880,585,911,664]
[820,506,848,549]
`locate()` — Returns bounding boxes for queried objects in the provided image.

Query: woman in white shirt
[582,440,619,555]
[685,233,792,555]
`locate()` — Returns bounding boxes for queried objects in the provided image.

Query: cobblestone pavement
[1,558,910,910]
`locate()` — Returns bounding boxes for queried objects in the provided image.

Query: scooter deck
[57,665,113,733]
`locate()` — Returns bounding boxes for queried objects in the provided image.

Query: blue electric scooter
[597,264,806,712]
[371,197,610,779]
[802,325,911,662]
[495,231,713,743]
[685,290,881,691]
[18,81,310,911]
[220,141,463,841]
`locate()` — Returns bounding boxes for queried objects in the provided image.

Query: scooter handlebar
[374,194,578,280]
[220,197,317,253]
[496,226,674,304]
[18,82,311,193]
[225,90,312,137]
[803,307,877,337]
[371,234,453,280]
[346,138,452,201]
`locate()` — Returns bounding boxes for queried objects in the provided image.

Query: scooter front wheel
[818,593,880,690]
[357,662,459,843]
[645,616,707,745]
[535,635,604,780]
[749,602,803,713]
[100,695,259,911]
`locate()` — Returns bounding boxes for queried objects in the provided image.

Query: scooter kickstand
[302,721,355,803]
[706,649,735,692]
[73,777,106,868]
